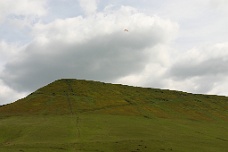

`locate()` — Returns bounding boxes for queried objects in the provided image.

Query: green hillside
[0,79,227,151]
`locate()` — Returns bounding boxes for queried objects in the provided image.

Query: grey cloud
[168,57,228,79]
[1,28,166,91]
[165,45,228,95]
[193,76,224,93]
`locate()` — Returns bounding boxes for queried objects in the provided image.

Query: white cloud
[78,0,100,15]
[0,0,47,23]
[154,0,228,51]
[209,0,228,11]
[32,6,178,45]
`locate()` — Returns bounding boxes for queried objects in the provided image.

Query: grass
[0,114,227,152]
[0,79,227,151]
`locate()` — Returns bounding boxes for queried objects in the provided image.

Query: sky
[0,0,228,105]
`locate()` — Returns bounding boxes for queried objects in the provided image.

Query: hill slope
[0,79,227,152]
[0,79,227,120]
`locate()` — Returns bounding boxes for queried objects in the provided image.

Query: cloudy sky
[0,0,228,105]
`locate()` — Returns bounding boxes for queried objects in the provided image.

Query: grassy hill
[0,79,227,151]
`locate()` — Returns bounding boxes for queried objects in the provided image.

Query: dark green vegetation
[0,79,227,151]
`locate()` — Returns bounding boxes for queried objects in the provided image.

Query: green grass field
[0,79,227,151]
[0,114,227,152]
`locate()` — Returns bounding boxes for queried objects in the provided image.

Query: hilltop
[0,79,227,120]
[0,79,227,152]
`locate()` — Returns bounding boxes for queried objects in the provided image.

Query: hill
[0,79,227,151]
[0,79,227,120]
